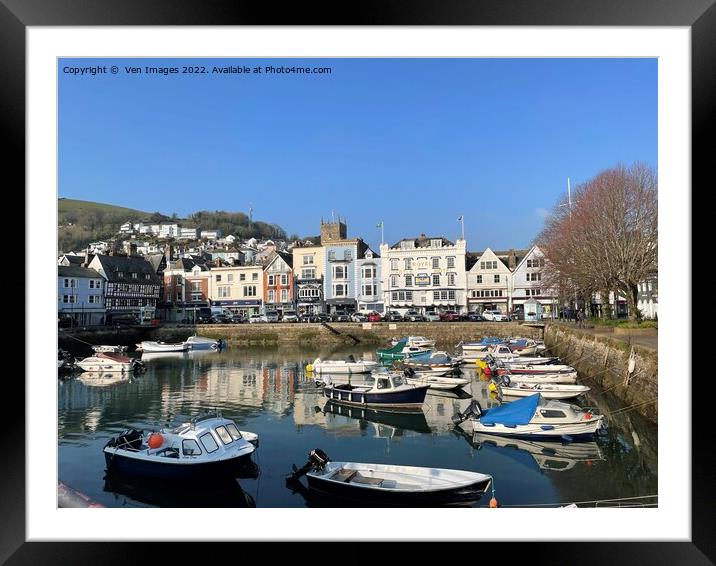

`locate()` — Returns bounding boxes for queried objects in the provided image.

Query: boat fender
[582,412,592,420]
[148,433,164,449]
[488,382,497,393]
[489,497,499,508]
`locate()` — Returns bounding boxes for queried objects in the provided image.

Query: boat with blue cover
[452,393,604,439]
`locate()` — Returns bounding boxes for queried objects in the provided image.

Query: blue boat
[322,372,429,408]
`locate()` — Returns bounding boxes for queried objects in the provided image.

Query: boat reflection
[103,462,259,508]
[76,372,133,387]
[425,387,473,400]
[320,399,431,435]
[140,351,190,362]
[454,428,605,472]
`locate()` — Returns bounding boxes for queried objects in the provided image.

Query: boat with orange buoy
[103,410,258,480]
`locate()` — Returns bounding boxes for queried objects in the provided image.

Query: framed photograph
[4,0,706,562]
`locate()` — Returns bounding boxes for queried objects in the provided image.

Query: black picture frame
[3,1,706,563]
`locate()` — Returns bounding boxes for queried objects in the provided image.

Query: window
[62,295,69,303]
[476,275,482,284]
[527,273,542,282]
[392,292,398,300]
[303,255,314,265]
[215,274,222,282]
[404,258,412,270]
[302,268,316,279]
[405,275,413,287]
[226,423,243,441]
[362,266,375,278]
[191,281,201,291]
[218,286,230,298]
[215,426,233,445]
[280,289,288,302]
[333,266,346,280]
[432,274,440,286]
[391,259,399,271]
[405,291,413,301]
[199,433,219,453]
[448,273,456,286]
[89,279,96,289]
[441,291,448,300]
[268,290,275,302]
[431,239,442,248]
[433,291,440,300]
[344,250,352,261]
[117,271,124,278]
[494,275,500,283]
[391,275,398,288]
[228,274,234,283]
[377,378,390,389]
[281,274,288,285]
[432,257,440,269]
[191,292,203,301]
[448,290,455,300]
[182,439,202,456]
[362,284,376,297]
[540,410,566,418]
[63,279,69,288]
[334,284,346,297]
[398,291,405,301]
[447,257,455,268]
[268,275,275,286]
[328,250,336,261]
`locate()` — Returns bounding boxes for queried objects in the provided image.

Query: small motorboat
[91,345,128,353]
[75,352,145,373]
[309,356,379,374]
[136,341,189,352]
[507,339,539,356]
[486,346,560,365]
[405,373,470,391]
[57,349,76,374]
[452,394,605,439]
[103,411,258,480]
[183,335,224,350]
[377,339,432,361]
[287,448,493,507]
[322,372,429,408]
[402,351,461,374]
[490,376,590,400]
[390,336,436,349]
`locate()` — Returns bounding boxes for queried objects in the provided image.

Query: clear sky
[59,58,657,252]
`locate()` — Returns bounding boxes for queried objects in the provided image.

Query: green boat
[376,339,433,361]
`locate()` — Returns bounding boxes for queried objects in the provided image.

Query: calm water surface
[58,346,657,508]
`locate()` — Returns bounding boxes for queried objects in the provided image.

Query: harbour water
[58,346,657,508]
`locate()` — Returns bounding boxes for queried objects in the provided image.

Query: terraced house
[292,239,325,316]
[263,251,294,316]
[209,264,263,318]
[466,248,520,315]
[57,265,106,326]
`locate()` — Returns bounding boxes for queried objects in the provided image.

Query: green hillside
[57,198,288,253]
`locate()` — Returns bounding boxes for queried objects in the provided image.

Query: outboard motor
[452,400,484,426]
[287,448,331,481]
[403,367,416,378]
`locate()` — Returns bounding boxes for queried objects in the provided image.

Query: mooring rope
[604,397,657,416]
[499,494,657,508]
[64,333,97,347]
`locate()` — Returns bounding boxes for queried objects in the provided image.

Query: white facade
[356,249,383,313]
[159,223,180,238]
[119,221,134,234]
[466,248,511,314]
[179,227,198,239]
[201,230,222,240]
[380,236,467,314]
[511,246,558,319]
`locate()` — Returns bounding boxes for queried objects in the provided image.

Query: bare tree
[537,163,657,322]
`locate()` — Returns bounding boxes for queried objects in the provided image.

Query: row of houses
[119,220,222,241]
[58,219,658,325]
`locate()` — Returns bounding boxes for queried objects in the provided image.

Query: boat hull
[323,384,429,407]
[312,362,378,374]
[137,342,189,352]
[502,374,577,384]
[500,385,590,400]
[76,361,134,373]
[103,449,254,480]
[471,418,603,439]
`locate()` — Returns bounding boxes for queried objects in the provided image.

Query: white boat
[77,372,132,387]
[76,352,144,373]
[405,373,470,391]
[402,352,461,374]
[184,335,223,350]
[490,378,590,400]
[453,394,605,439]
[493,372,577,385]
[288,448,493,506]
[507,339,539,356]
[91,345,128,353]
[485,345,560,365]
[136,341,189,352]
[104,411,258,480]
[310,357,379,374]
[391,336,436,349]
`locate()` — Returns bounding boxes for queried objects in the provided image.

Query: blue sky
[59,58,657,251]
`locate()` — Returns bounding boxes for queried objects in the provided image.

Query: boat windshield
[392,375,404,387]
[225,423,243,441]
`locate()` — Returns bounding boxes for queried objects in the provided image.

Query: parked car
[229,314,246,324]
[197,307,213,324]
[299,313,319,323]
[404,310,426,322]
[482,309,509,322]
[367,311,382,322]
[248,314,263,324]
[332,312,351,322]
[261,311,280,323]
[316,313,331,323]
[439,311,462,322]
[108,313,140,326]
[465,312,484,322]
[510,311,525,321]
[351,312,369,322]
[383,310,404,322]
[424,312,441,322]
[282,311,299,323]
[211,314,233,324]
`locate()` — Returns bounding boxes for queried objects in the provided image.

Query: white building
[380,234,467,315]
[200,229,222,240]
[159,223,180,238]
[119,221,134,234]
[466,247,512,314]
[510,245,558,319]
[178,227,198,240]
[356,248,383,313]
[637,276,658,319]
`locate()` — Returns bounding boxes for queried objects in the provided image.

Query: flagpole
[377,221,384,245]
[458,215,464,240]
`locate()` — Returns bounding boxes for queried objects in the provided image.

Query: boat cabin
[334,373,407,392]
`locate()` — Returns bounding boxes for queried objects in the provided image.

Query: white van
[482,309,509,322]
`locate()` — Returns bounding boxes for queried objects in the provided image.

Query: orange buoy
[583,412,593,420]
[489,497,498,508]
[147,432,164,449]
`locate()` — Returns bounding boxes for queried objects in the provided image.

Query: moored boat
[309,356,379,374]
[91,345,128,353]
[76,352,144,373]
[452,394,605,439]
[287,448,493,507]
[402,351,461,374]
[391,336,436,349]
[136,341,189,353]
[490,377,590,400]
[405,373,470,391]
[183,335,224,350]
[103,411,258,480]
[322,372,429,408]
[377,339,432,361]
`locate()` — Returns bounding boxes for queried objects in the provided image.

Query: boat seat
[332,468,358,482]
[350,472,384,486]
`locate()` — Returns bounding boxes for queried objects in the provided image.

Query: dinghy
[183,335,224,350]
[136,341,189,353]
[91,345,128,353]
[322,372,429,408]
[287,448,493,507]
[405,373,470,391]
[377,339,432,361]
[309,356,379,374]
[490,376,590,400]
[76,352,145,373]
[452,394,605,439]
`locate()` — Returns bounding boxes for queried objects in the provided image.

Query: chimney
[508,249,517,270]
[83,247,90,267]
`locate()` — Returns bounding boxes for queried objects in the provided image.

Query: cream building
[511,245,558,319]
[292,242,325,315]
[466,247,512,314]
[208,264,264,317]
[380,234,467,314]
